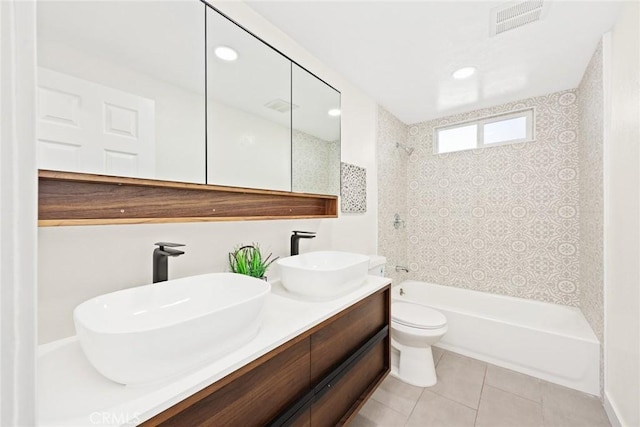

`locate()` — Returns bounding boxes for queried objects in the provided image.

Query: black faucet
[153,242,185,283]
[290,231,316,256]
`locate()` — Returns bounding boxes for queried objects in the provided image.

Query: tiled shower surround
[577,42,604,344]
[377,107,410,286]
[377,44,606,395]
[292,129,340,195]
[389,89,581,306]
[577,42,605,396]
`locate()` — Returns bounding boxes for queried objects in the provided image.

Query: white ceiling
[246,0,622,124]
[37,1,206,94]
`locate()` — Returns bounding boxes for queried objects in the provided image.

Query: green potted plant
[228,244,278,280]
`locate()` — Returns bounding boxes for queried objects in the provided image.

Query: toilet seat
[392,301,447,330]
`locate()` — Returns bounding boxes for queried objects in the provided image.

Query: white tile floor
[353,347,610,427]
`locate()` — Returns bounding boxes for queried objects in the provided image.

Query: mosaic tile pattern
[292,129,340,195]
[377,106,410,285]
[577,41,605,394]
[341,162,367,213]
[404,90,580,306]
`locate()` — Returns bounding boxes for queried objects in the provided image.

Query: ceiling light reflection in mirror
[214,46,239,61]
[206,7,292,192]
[452,66,476,80]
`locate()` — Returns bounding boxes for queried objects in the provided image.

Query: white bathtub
[394,281,600,396]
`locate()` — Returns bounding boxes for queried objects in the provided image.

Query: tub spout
[395,265,409,273]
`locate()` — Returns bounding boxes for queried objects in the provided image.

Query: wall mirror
[292,64,341,196]
[206,6,292,192]
[36,1,206,184]
[37,1,341,198]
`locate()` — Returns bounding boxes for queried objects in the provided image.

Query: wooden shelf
[38,170,338,226]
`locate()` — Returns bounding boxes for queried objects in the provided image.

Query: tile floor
[353,347,610,427]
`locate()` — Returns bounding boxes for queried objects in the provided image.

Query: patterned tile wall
[578,42,604,341]
[403,90,581,306]
[292,129,340,195]
[377,106,410,285]
[377,54,606,394]
[577,42,605,394]
[340,163,367,213]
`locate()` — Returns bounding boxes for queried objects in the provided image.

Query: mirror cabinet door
[206,7,292,192]
[291,65,341,196]
[36,1,206,183]
[37,1,341,196]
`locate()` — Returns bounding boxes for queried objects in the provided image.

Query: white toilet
[390,300,447,387]
[367,257,448,388]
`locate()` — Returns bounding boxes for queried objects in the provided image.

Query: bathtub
[393,281,600,396]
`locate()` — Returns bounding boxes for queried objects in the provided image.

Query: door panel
[37,67,155,178]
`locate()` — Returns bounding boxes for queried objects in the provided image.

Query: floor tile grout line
[473,364,488,426]
[485,381,543,405]
[363,349,609,427]
[371,376,424,425]
[434,347,445,367]
[402,387,425,427]
[426,350,488,412]
[367,397,411,425]
[425,387,482,412]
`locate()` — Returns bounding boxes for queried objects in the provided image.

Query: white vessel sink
[277,251,370,300]
[73,273,270,385]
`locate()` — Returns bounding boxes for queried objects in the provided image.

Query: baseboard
[604,393,622,427]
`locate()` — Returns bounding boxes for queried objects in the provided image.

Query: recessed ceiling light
[214,46,238,61]
[452,67,476,80]
[328,109,341,117]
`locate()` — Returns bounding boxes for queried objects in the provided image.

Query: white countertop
[37,276,391,427]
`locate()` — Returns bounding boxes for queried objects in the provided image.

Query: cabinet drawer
[287,408,311,427]
[155,338,311,427]
[310,339,387,426]
[310,290,387,384]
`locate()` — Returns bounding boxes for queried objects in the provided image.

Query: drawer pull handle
[268,325,389,427]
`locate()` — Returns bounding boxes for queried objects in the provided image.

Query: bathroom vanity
[37,277,390,426]
[143,285,390,426]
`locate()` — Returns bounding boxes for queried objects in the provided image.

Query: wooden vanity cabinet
[310,290,387,385]
[142,285,390,427]
[311,339,387,426]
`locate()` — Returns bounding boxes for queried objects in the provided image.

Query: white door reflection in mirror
[206,7,291,192]
[37,1,205,183]
[292,64,341,196]
[37,68,155,178]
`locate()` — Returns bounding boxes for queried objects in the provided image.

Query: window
[434,109,534,154]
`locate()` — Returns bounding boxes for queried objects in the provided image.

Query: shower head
[396,142,415,156]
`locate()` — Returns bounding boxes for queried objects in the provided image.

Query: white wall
[38,1,379,344]
[208,100,341,193]
[1,0,38,424]
[208,99,291,191]
[603,2,640,426]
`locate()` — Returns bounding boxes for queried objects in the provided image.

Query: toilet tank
[368,255,387,277]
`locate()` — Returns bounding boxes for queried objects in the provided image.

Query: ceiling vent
[490,0,548,36]
[264,98,299,113]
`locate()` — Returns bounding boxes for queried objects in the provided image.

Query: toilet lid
[392,301,447,329]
